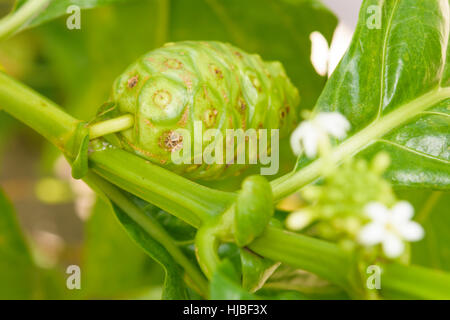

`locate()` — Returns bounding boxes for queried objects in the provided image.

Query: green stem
[84,172,209,297]
[89,114,134,139]
[89,146,235,228]
[2,72,450,298]
[0,0,51,41]
[195,226,221,279]
[249,226,351,289]
[381,263,450,299]
[271,87,450,200]
[0,72,78,150]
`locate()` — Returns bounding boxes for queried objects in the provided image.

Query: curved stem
[271,87,450,200]
[0,72,78,150]
[2,72,450,298]
[89,114,134,139]
[0,0,51,41]
[84,172,209,297]
[195,226,221,279]
[89,146,235,228]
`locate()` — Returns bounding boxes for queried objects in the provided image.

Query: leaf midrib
[376,0,400,119]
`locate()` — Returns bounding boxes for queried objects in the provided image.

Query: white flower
[290,112,350,158]
[358,201,425,258]
[286,209,315,230]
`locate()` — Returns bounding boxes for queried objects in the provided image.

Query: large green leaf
[313,0,450,189]
[14,0,133,28]
[0,188,37,299]
[210,259,257,300]
[83,199,164,299]
[395,189,450,271]
[107,197,190,299]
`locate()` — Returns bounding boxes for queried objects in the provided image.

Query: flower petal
[301,124,320,158]
[286,210,314,230]
[316,112,350,139]
[391,201,414,222]
[290,126,304,156]
[382,233,405,258]
[364,202,389,222]
[358,222,385,246]
[398,221,424,241]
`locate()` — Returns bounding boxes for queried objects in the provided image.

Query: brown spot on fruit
[153,90,172,108]
[234,51,243,58]
[177,106,190,126]
[164,58,183,69]
[143,119,153,127]
[160,131,183,151]
[182,74,193,90]
[209,64,223,79]
[125,139,158,159]
[238,98,246,112]
[279,107,289,119]
[128,75,139,88]
[204,109,218,127]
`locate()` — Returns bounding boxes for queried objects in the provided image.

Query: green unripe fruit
[96,41,300,180]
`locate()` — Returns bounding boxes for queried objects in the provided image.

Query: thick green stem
[2,72,450,298]
[89,146,235,227]
[84,173,209,296]
[249,226,351,288]
[0,72,78,149]
[89,114,134,139]
[381,263,450,299]
[0,0,51,41]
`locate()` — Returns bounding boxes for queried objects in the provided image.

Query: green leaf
[210,258,312,300]
[382,263,450,299]
[109,199,190,300]
[240,249,279,293]
[262,264,349,300]
[396,189,450,271]
[83,199,164,299]
[68,122,89,179]
[313,0,450,189]
[210,259,256,300]
[14,0,133,28]
[0,188,37,299]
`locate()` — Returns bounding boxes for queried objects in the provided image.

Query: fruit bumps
[103,41,300,180]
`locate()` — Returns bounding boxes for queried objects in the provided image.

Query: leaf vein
[377,138,450,165]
